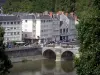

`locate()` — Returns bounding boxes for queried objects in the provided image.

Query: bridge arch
[61,51,74,60]
[43,49,56,59]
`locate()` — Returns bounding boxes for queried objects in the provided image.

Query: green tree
[3,0,76,13]
[0,27,12,75]
[55,0,76,12]
[75,0,100,75]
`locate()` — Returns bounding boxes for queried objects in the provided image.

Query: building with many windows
[0,11,78,44]
[21,13,60,44]
[21,14,36,43]
[0,15,22,43]
[58,12,78,42]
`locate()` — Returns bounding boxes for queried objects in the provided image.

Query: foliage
[75,0,100,75]
[0,27,13,75]
[3,0,75,13]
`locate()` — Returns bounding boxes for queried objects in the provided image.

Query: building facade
[58,12,78,43]
[21,13,60,44]
[21,14,36,43]
[0,15,22,43]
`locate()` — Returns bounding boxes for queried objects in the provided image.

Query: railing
[5,45,41,51]
[44,44,79,48]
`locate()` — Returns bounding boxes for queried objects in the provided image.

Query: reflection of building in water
[9,59,76,75]
[41,59,77,75]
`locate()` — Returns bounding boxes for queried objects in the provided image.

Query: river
[8,59,77,75]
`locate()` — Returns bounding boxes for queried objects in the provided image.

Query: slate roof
[36,15,51,19]
[21,15,35,19]
[0,15,21,21]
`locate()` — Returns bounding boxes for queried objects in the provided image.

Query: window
[11,22,13,24]
[7,27,10,30]
[41,20,43,22]
[14,27,16,29]
[7,22,9,24]
[14,32,16,35]
[25,34,27,37]
[11,27,13,29]
[41,30,43,32]
[7,38,9,41]
[60,29,62,34]
[25,20,27,22]
[63,29,65,33]
[4,22,6,24]
[14,22,16,24]
[18,21,20,24]
[60,21,63,26]
[11,32,13,35]
[17,32,20,35]
[66,28,68,32]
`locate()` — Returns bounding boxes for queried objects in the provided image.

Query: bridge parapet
[42,46,79,55]
[5,45,41,51]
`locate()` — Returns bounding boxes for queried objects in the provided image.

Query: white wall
[1,21,22,42]
[22,19,33,32]
[36,19,41,39]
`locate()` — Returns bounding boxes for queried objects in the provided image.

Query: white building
[21,14,36,43]
[0,15,22,43]
[12,12,78,44]
[36,14,60,43]
[21,13,60,44]
[52,15,60,42]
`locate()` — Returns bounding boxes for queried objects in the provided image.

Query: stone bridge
[42,46,79,61]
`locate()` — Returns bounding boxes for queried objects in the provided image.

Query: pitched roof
[21,15,35,19]
[36,15,51,19]
[0,15,21,21]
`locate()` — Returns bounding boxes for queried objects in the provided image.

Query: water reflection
[61,60,74,73]
[8,59,76,75]
[43,59,56,70]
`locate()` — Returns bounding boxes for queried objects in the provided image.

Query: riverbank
[10,55,45,63]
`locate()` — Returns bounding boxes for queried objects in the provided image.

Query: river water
[8,59,77,75]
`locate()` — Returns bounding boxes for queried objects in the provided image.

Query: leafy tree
[0,27,12,75]
[75,0,100,75]
[3,0,76,13]
[55,0,76,12]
